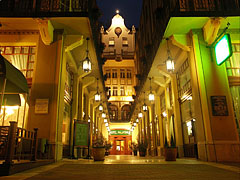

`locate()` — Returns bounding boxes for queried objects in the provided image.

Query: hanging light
[95,78,101,102]
[82,37,92,72]
[98,103,103,111]
[88,116,91,123]
[104,118,108,123]
[142,92,148,112]
[136,118,139,123]
[138,112,143,118]
[166,38,175,72]
[148,77,155,101]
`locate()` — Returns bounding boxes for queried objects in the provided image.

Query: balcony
[0,0,92,17]
[102,50,135,61]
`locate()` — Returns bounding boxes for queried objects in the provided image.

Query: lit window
[109,37,115,46]
[0,46,36,87]
[113,87,118,96]
[120,86,125,96]
[122,37,128,47]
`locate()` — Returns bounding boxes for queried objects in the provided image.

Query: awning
[0,54,29,94]
[2,94,21,106]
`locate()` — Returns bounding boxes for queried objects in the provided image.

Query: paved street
[0,156,239,180]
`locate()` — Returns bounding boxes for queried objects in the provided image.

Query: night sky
[96,0,143,28]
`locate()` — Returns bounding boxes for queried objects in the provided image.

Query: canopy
[0,54,29,94]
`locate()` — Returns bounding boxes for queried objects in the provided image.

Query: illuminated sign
[214,34,233,66]
[110,130,130,135]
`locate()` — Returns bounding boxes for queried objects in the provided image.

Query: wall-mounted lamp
[148,77,155,102]
[166,38,174,72]
[95,78,101,102]
[82,37,92,72]
[98,103,103,111]
[102,112,106,118]
[142,92,148,112]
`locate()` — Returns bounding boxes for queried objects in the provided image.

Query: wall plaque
[211,96,228,116]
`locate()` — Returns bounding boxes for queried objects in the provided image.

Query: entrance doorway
[109,135,132,155]
[116,140,125,155]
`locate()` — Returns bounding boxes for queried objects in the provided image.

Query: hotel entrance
[109,130,132,155]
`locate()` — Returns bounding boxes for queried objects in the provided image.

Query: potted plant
[129,143,138,156]
[138,141,148,157]
[92,135,105,161]
[104,141,112,156]
[164,135,177,161]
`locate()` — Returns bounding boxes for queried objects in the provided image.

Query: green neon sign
[214,34,233,66]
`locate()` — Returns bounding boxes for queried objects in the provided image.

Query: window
[122,37,128,47]
[127,69,132,84]
[109,37,115,46]
[127,69,132,78]
[0,46,36,86]
[120,69,125,84]
[112,69,118,78]
[120,69,125,78]
[106,69,111,78]
[107,87,111,96]
[120,86,125,96]
[113,86,118,96]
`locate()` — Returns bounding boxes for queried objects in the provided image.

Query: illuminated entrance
[109,130,132,155]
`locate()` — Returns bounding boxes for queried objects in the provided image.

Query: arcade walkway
[0,156,239,180]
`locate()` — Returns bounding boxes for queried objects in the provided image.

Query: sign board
[214,34,233,66]
[110,130,130,135]
[74,121,88,147]
[211,96,228,116]
[35,99,49,114]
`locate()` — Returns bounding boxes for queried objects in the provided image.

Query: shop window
[176,59,191,101]
[0,46,36,87]
[64,63,73,103]
[225,43,240,129]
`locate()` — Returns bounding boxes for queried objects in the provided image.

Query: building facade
[133,0,240,161]
[100,12,138,155]
[0,0,105,161]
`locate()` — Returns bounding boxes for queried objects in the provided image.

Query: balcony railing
[0,0,90,16]
[176,0,239,12]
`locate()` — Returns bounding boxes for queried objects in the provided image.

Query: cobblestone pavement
[0,156,239,180]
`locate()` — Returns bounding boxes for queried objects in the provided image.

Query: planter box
[139,151,146,157]
[92,147,105,161]
[164,148,177,161]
